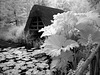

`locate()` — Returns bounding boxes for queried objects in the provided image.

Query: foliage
[39,5,100,74]
[48,0,92,12]
[41,35,79,57]
[0,0,100,75]
[0,0,99,44]
[0,47,51,75]
[0,0,50,43]
[39,11,77,37]
[75,10,100,45]
[0,0,28,42]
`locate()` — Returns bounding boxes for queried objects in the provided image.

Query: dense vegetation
[0,0,100,43]
[0,0,100,75]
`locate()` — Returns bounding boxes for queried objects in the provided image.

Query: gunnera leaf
[41,35,79,57]
[50,50,73,69]
[76,21,100,45]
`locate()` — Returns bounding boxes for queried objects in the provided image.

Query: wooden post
[90,45,100,75]
[90,56,96,75]
[95,46,100,75]
[75,45,99,75]
[99,46,100,75]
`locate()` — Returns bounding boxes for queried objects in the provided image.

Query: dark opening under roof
[24,5,69,32]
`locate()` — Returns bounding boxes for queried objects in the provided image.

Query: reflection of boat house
[24,5,65,37]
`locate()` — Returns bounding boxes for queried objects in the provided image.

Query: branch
[75,44,100,75]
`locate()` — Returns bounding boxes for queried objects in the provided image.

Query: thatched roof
[24,5,67,32]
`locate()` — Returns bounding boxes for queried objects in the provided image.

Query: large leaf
[50,51,73,69]
[75,21,100,45]
[41,35,79,57]
[76,21,97,39]
[92,30,100,44]
[75,10,100,45]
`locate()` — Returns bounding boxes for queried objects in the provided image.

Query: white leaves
[75,10,100,27]
[41,35,79,57]
[41,35,67,49]
[39,11,78,37]
[48,0,91,13]
[75,16,100,45]
[67,0,92,13]
[74,10,100,45]
[39,9,100,74]
[50,51,74,69]
[85,10,100,19]
[63,40,79,51]
[43,48,61,57]
[39,25,57,37]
